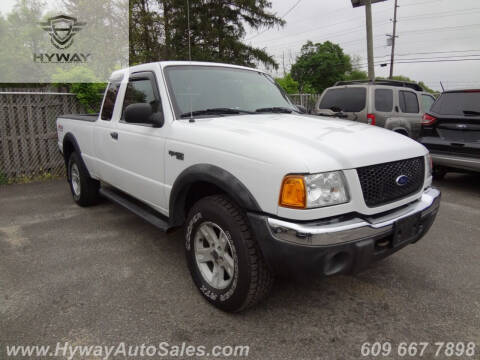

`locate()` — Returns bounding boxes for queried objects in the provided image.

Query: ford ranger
[57,61,441,312]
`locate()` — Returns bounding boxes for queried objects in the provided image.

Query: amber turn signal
[279,175,306,208]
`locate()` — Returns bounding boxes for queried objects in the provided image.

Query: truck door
[108,71,168,214]
[93,76,123,185]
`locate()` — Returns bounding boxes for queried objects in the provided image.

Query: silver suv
[315,80,436,138]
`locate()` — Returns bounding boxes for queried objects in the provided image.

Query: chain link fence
[0,91,87,184]
[289,93,321,114]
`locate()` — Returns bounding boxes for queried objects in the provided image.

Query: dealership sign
[0,0,128,83]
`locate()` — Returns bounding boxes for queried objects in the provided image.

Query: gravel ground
[1,174,479,360]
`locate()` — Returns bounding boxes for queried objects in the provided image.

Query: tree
[275,73,299,94]
[291,41,352,93]
[377,75,437,94]
[344,69,368,81]
[130,0,163,64]
[0,0,49,82]
[129,0,285,69]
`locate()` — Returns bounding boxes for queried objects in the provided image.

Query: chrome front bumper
[267,187,441,247]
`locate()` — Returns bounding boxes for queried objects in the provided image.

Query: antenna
[187,0,192,62]
[186,0,194,121]
[440,81,445,92]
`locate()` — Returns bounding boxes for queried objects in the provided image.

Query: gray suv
[315,80,435,138]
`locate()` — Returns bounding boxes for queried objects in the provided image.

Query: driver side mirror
[124,103,164,127]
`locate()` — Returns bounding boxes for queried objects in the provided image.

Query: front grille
[357,157,425,207]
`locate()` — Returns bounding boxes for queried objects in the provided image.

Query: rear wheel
[394,129,409,137]
[68,152,100,206]
[184,195,273,312]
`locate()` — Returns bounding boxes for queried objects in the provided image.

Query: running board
[99,187,170,231]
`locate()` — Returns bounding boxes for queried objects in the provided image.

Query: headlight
[279,171,349,209]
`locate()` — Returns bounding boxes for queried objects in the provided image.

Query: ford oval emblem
[396,175,409,186]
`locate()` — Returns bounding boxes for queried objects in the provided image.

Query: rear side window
[399,91,419,113]
[375,89,393,112]
[422,94,435,112]
[319,87,366,112]
[431,92,480,116]
[100,82,120,120]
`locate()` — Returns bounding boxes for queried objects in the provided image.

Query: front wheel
[184,195,273,312]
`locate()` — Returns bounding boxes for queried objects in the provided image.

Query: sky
[2,0,479,91]
[245,0,480,91]
[1,0,57,15]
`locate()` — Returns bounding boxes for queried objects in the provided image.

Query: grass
[0,171,64,185]
[0,171,8,185]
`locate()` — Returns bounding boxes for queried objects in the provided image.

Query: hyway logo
[35,14,91,64]
[40,15,86,50]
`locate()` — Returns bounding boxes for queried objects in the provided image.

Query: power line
[400,7,480,21]
[260,21,480,54]
[383,49,480,58]
[399,23,480,35]
[354,57,480,68]
[400,0,447,8]
[246,0,303,41]
[281,0,303,18]
[395,58,480,64]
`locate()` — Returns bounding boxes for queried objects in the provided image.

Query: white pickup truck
[57,61,441,312]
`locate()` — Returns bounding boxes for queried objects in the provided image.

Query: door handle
[110,132,118,140]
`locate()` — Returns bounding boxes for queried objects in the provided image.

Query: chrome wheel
[70,163,81,197]
[194,222,235,290]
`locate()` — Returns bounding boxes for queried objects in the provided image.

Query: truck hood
[175,113,428,173]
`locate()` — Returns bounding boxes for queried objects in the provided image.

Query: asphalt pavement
[1,174,479,360]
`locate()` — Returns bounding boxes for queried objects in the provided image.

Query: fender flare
[168,164,261,227]
[62,132,92,179]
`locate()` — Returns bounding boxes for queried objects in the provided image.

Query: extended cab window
[399,91,419,113]
[121,77,161,121]
[375,89,393,112]
[319,87,366,112]
[101,82,120,120]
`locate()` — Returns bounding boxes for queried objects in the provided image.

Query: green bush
[52,67,106,113]
[0,171,9,185]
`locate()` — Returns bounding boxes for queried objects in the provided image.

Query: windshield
[431,92,480,116]
[164,65,296,118]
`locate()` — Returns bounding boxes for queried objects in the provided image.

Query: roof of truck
[109,61,262,81]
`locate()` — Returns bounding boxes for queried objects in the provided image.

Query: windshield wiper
[463,110,480,116]
[180,108,254,118]
[255,107,295,114]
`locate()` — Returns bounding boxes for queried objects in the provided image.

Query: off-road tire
[68,152,100,206]
[184,194,273,312]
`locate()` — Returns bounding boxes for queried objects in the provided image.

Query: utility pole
[389,0,399,79]
[351,0,387,80]
[365,0,375,81]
